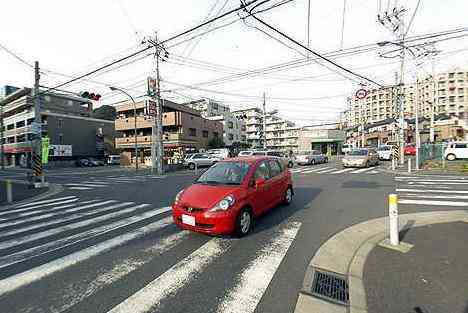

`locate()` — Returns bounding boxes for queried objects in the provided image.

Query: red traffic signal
[80,91,101,101]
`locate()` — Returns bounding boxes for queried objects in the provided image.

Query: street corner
[294,210,468,313]
[0,179,63,209]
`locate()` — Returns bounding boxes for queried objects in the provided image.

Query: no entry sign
[355,89,368,99]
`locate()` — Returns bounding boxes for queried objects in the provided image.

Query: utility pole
[429,54,437,143]
[414,74,420,170]
[33,61,43,185]
[0,101,4,170]
[148,34,164,175]
[397,16,406,165]
[262,92,267,150]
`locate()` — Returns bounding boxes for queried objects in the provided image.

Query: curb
[294,210,468,313]
[0,183,64,210]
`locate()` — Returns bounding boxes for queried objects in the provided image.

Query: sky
[1,0,467,126]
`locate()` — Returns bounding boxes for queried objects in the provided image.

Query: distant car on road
[376,145,392,161]
[172,156,293,236]
[342,144,353,154]
[184,153,218,170]
[342,148,379,168]
[445,141,468,160]
[404,144,417,156]
[295,150,328,165]
[238,150,292,168]
[88,158,105,166]
[75,158,92,167]
[107,155,121,165]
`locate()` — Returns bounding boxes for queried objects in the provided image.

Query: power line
[404,0,422,37]
[0,42,34,68]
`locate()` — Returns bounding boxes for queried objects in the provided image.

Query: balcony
[115,136,153,147]
[115,117,153,130]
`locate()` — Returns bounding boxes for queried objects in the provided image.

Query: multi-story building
[184,98,230,118]
[115,99,223,166]
[206,114,246,146]
[342,68,468,129]
[0,87,115,167]
[232,107,264,148]
[265,115,299,152]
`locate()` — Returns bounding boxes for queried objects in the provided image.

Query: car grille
[183,207,204,213]
[176,217,214,229]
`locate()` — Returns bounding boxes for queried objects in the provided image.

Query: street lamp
[109,86,139,172]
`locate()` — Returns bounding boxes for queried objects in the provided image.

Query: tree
[208,136,225,149]
[93,105,117,121]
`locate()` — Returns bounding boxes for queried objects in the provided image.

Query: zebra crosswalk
[0,195,301,313]
[290,165,382,175]
[63,174,165,190]
[395,174,468,208]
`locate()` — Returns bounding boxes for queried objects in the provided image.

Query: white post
[408,158,412,173]
[391,157,396,171]
[6,180,13,203]
[389,194,399,246]
[195,162,198,175]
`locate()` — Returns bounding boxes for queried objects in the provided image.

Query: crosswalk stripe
[396,188,468,194]
[369,170,379,174]
[330,168,354,174]
[68,187,93,190]
[350,167,374,174]
[217,222,301,313]
[398,184,451,189]
[12,196,77,209]
[396,178,468,183]
[48,230,190,313]
[65,183,109,188]
[0,201,135,237]
[0,198,81,217]
[0,201,132,250]
[398,199,468,207]
[315,168,336,173]
[407,181,468,185]
[106,238,230,313]
[302,167,330,173]
[81,181,112,185]
[0,200,103,227]
[0,215,174,296]
[0,206,171,269]
[399,193,468,200]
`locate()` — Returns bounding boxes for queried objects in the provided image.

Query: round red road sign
[355,89,368,99]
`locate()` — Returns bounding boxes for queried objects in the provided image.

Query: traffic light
[80,91,101,101]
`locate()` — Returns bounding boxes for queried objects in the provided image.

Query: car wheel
[188,163,196,170]
[446,154,456,161]
[365,162,370,168]
[283,187,293,205]
[235,208,252,237]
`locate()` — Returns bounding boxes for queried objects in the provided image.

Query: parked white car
[376,145,392,161]
[184,153,218,169]
[342,144,353,154]
[206,148,230,159]
[444,142,468,161]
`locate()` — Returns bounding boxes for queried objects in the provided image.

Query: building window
[189,128,196,137]
[228,121,233,129]
[59,134,64,144]
[16,120,25,128]
[449,73,454,78]
[58,119,64,128]
[202,130,208,138]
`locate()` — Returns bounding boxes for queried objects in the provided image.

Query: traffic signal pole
[33,61,44,186]
[262,92,267,150]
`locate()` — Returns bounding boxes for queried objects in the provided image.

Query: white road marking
[44,231,190,313]
[12,196,77,208]
[0,198,81,217]
[397,175,468,180]
[68,187,93,190]
[0,216,174,296]
[398,199,468,207]
[406,181,468,185]
[396,188,468,194]
[396,178,468,183]
[369,170,379,174]
[290,168,306,173]
[301,167,330,173]
[217,222,301,313]
[350,167,374,173]
[0,206,171,269]
[330,168,354,174]
[64,183,109,188]
[315,168,337,173]
[0,201,132,250]
[398,184,450,189]
[399,193,468,200]
[106,238,230,313]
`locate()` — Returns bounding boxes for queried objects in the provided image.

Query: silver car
[342,148,379,168]
[184,153,218,170]
[295,150,328,166]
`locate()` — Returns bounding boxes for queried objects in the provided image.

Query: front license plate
[182,214,195,226]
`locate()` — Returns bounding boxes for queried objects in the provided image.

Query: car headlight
[210,195,235,212]
[174,189,184,204]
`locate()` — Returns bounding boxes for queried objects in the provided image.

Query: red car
[172,156,293,236]
[404,144,416,155]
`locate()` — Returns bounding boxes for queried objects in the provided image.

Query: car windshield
[238,151,252,156]
[297,151,311,156]
[196,162,250,185]
[348,149,368,156]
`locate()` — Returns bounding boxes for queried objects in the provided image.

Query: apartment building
[232,107,264,148]
[184,98,230,118]
[0,87,115,167]
[207,114,246,146]
[115,99,223,165]
[342,69,468,128]
[265,115,299,152]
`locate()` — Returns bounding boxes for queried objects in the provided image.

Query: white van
[206,148,230,159]
[444,142,468,160]
[107,155,121,165]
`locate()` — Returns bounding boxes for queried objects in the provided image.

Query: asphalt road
[1,161,447,313]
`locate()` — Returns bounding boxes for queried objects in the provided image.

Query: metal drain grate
[311,270,349,305]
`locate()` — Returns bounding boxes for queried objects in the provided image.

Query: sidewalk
[364,222,468,313]
[0,181,47,205]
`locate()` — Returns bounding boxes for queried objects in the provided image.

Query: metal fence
[418,143,446,168]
